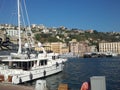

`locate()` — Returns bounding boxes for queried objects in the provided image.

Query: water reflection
[46,73,63,90]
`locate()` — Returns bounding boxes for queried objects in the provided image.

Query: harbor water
[25,57,120,90]
[1,50,120,90]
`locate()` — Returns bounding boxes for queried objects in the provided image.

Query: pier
[0,83,34,90]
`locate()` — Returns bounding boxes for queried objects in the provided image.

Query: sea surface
[25,57,120,90]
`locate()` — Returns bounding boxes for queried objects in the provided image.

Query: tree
[35,34,41,41]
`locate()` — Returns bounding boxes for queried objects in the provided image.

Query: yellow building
[35,42,69,54]
[61,46,69,54]
[50,42,69,54]
[34,43,51,51]
[99,42,120,54]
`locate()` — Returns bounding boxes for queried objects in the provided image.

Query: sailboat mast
[17,0,21,54]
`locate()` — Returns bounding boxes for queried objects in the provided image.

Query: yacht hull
[0,63,64,84]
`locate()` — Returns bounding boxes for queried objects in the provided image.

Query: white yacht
[0,0,67,84]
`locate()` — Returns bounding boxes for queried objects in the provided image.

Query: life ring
[80,82,90,90]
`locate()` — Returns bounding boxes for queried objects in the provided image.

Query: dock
[0,83,34,90]
[0,76,106,90]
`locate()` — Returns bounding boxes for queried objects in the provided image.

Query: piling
[90,76,106,90]
[35,80,47,90]
[58,84,68,90]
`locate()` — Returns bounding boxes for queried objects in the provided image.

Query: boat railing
[0,55,11,60]
[0,68,29,76]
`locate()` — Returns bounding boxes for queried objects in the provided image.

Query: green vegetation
[34,29,120,45]
[34,33,62,43]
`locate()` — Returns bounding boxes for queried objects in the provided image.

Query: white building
[99,42,120,54]
[6,29,23,37]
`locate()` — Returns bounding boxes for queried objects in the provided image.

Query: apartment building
[0,24,14,30]
[69,39,91,57]
[34,42,69,54]
[99,42,120,54]
[6,29,19,37]
[69,40,79,56]
[0,30,6,40]
[50,42,69,54]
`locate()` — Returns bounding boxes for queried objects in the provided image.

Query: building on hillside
[85,29,94,33]
[31,24,37,28]
[0,25,4,29]
[0,24,14,30]
[50,42,69,54]
[99,42,120,54]
[69,39,79,56]
[6,29,23,37]
[38,24,46,29]
[0,30,6,40]
[42,28,49,33]
[61,46,69,54]
[69,39,91,57]
[34,43,50,52]
[34,42,69,54]
[90,45,98,52]
[6,29,28,44]
[50,42,62,53]
[78,42,91,56]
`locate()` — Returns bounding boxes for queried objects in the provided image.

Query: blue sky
[0,0,120,32]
